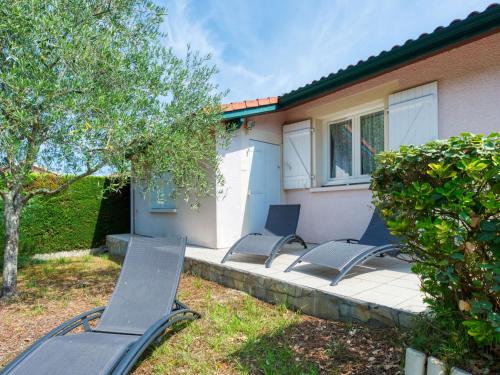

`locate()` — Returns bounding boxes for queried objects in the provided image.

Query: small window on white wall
[150,174,176,212]
[325,105,385,185]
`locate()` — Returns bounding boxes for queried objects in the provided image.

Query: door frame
[246,139,283,234]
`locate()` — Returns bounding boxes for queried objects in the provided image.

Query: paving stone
[450,367,472,375]
[427,356,446,375]
[106,234,129,256]
[397,311,417,329]
[315,293,341,320]
[405,348,426,375]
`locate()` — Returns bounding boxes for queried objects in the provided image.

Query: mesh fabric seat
[231,235,285,256]
[96,236,185,335]
[8,333,138,375]
[221,204,307,268]
[285,212,401,285]
[1,236,200,375]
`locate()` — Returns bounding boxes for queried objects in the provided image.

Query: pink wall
[284,32,500,134]
[287,188,374,243]
[249,32,500,243]
[439,65,500,137]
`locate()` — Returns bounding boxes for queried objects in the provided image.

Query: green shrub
[1,176,130,262]
[371,133,499,370]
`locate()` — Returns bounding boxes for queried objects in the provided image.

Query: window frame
[321,101,387,186]
[149,174,177,213]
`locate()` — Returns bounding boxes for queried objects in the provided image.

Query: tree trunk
[2,193,22,298]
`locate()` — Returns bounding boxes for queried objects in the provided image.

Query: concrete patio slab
[106,234,427,328]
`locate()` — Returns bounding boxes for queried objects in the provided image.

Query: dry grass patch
[1,255,406,374]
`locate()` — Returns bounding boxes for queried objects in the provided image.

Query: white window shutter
[283,120,312,189]
[388,82,438,150]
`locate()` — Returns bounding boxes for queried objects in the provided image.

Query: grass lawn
[0,255,406,374]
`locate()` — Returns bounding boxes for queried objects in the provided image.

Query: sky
[159,0,494,103]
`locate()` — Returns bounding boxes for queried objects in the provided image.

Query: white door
[247,140,281,233]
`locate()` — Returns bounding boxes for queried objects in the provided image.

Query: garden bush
[1,175,130,263]
[371,133,499,371]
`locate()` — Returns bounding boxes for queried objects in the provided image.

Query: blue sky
[160,0,493,103]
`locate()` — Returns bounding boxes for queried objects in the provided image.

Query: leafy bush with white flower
[371,133,499,370]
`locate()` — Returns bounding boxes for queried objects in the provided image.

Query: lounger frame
[0,301,200,375]
[221,232,307,268]
[285,240,401,286]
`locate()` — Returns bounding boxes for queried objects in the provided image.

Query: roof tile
[245,99,259,107]
[222,96,278,113]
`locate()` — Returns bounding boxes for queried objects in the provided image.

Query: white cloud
[159,0,273,101]
[159,0,493,102]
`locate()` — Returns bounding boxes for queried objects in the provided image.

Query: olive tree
[0,0,227,297]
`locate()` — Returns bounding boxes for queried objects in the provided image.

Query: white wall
[132,186,217,248]
[215,115,285,248]
[132,115,284,249]
[215,130,246,248]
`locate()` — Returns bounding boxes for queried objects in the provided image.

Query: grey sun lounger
[221,204,307,268]
[0,236,200,375]
[285,212,401,286]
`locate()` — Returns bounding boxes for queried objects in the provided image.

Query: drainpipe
[130,181,135,235]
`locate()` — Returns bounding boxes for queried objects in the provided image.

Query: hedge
[371,133,499,371]
[1,176,130,260]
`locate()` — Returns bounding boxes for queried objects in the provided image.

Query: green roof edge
[223,5,500,120]
[222,104,278,120]
[278,5,500,108]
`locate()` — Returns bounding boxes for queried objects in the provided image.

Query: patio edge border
[106,234,417,329]
[183,257,416,329]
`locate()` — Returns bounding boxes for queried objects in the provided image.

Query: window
[329,119,352,178]
[360,111,385,175]
[326,108,385,185]
[150,174,176,212]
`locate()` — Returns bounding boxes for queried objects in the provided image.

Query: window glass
[329,119,352,178]
[150,174,176,210]
[360,111,384,175]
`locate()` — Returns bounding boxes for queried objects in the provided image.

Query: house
[131,4,500,248]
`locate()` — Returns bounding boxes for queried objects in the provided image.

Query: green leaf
[480,220,499,232]
[471,301,493,313]
[450,253,464,261]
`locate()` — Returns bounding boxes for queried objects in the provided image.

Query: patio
[107,234,426,328]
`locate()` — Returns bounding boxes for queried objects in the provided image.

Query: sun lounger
[221,204,307,268]
[1,236,200,375]
[285,212,401,285]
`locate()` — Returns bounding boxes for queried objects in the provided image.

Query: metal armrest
[111,304,200,375]
[372,244,401,253]
[0,306,105,375]
[334,238,360,244]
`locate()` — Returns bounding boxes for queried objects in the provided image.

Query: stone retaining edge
[183,257,416,329]
[106,234,416,329]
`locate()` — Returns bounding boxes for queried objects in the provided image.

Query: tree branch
[43,0,114,71]
[22,165,102,204]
